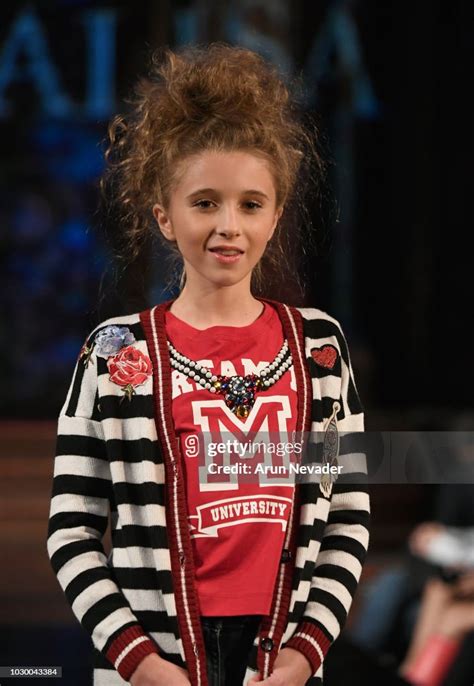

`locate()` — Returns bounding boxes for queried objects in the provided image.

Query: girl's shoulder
[291,304,346,341]
[90,310,143,333]
[267,299,341,329]
[80,310,148,355]
[84,304,347,351]
[293,305,341,328]
[290,305,353,363]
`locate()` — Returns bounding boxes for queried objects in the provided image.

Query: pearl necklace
[167,339,293,418]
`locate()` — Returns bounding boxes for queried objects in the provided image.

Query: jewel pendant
[217,373,260,417]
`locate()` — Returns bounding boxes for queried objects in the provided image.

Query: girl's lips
[208,249,243,264]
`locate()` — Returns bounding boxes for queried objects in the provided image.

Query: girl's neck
[168,286,265,330]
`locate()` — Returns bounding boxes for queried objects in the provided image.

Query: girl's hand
[246,647,313,686]
[129,653,191,686]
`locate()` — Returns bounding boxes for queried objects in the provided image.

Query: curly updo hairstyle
[100,42,327,300]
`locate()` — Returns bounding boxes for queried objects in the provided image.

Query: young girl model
[47,43,370,686]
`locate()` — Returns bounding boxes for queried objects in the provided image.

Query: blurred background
[1,0,473,684]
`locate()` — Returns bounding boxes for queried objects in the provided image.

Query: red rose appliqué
[107,345,152,402]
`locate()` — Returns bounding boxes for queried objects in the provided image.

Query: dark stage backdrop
[1,0,472,420]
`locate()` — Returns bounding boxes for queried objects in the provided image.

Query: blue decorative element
[94,325,136,358]
[219,374,260,418]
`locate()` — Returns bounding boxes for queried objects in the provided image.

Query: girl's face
[153,149,283,292]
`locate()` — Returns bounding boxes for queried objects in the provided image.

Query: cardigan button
[281,548,292,563]
[260,637,274,652]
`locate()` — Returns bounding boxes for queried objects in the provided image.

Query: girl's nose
[217,206,241,237]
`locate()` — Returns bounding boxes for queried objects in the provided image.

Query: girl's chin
[181,260,256,290]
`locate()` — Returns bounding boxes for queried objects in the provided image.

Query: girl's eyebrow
[186,188,270,200]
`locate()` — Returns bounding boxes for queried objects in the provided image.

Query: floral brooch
[79,325,152,403]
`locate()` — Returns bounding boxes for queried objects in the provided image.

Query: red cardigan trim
[140,303,208,686]
[106,624,160,681]
[140,297,313,684]
[284,622,332,675]
[254,299,313,678]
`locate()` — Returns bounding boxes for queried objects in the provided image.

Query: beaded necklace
[167,338,293,418]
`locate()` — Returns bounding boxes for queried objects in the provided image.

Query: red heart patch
[311,344,338,370]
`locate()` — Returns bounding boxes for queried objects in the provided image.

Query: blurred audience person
[398,524,474,686]
[346,484,474,686]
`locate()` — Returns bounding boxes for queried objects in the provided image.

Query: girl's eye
[193,200,262,210]
[194,200,214,209]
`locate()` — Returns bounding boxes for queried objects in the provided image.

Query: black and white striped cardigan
[47,297,370,686]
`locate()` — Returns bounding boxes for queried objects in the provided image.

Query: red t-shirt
[164,301,298,616]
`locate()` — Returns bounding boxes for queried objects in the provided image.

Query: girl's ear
[153,203,175,242]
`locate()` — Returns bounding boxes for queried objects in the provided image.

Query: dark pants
[200,614,262,686]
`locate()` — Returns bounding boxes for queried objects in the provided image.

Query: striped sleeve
[46,330,161,682]
[284,321,371,675]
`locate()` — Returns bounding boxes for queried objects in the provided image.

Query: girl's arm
[283,322,371,676]
[46,330,161,682]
